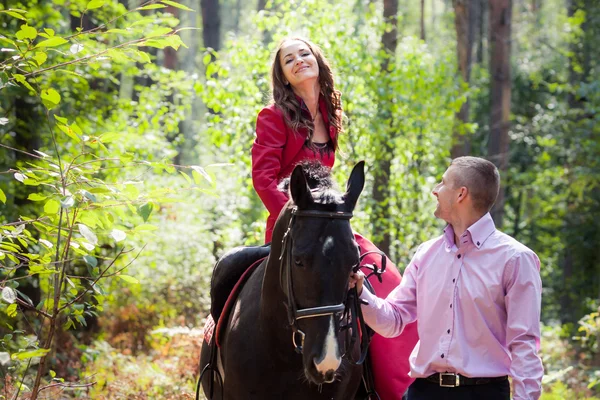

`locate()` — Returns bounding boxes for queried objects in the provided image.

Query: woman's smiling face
[279,39,320,88]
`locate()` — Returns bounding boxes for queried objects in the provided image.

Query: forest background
[0,0,598,398]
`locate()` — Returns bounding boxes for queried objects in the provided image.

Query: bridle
[279,206,385,366]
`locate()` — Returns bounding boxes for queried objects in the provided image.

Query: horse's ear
[290,165,314,208]
[343,161,365,211]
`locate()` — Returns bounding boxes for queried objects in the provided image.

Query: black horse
[199,161,368,399]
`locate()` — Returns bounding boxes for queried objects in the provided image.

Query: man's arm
[504,251,544,400]
[356,252,420,338]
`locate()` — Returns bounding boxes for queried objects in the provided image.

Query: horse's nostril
[324,370,335,382]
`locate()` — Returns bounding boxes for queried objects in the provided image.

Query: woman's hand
[348,271,365,296]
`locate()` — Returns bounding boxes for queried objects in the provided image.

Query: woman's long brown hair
[271,37,342,149]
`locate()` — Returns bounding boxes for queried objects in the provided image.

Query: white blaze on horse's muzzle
[312,316,341,382]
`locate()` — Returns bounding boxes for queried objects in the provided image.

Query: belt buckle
[439,373,460,387]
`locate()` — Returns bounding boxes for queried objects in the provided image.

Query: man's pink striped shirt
[360,213,543,399]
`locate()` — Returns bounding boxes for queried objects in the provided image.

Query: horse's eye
[294,258,304,267]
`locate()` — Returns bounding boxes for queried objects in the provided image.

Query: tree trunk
[420,0,426,40]
[257,0,266,11]
[487,0,512,228]
[476,0,486,64]
[370,0,398,256]
[201,0,221,51]
[451,0,476,158]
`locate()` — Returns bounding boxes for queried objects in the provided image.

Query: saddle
[209,244,270,322]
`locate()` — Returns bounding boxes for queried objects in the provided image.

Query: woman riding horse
[251,36,418,399]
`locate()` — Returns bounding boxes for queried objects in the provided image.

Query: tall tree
[451,0,477,158]
[420,0,426,40]
[487,0,512,227]
[370,0,398,255]
[201,0,221,51]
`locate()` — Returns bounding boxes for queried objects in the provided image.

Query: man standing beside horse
[350,156,544,400]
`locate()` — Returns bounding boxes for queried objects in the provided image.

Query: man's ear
[457,186,468,203]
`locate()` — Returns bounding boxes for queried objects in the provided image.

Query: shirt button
[477,241,480,246]
[447,329,450,334]
[452,278,455,283]
[457,254,461,259]
[450,304,452,308]
[441,354,445,358]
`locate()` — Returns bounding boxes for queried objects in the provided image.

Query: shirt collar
[443,212,496,249]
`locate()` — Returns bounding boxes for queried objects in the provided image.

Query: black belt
[423,373,508,387]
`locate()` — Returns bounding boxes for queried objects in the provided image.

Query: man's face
[432,167,461,223]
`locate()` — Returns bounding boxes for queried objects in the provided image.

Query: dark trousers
[407,377,510,400]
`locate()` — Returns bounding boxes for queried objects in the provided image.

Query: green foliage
[0,0,196,397]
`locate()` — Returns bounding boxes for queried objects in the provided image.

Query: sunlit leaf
[15,25,37,40]
[1,11,27,21]
[2,287,16,304]
[43,199,60,214]
[35,36,68,48]
[78,224,98,245]
[161,0,194,11]
[137,4,166,10]
[110,229,126,242]
[38,239,53,248]
[11,348,50,360]
[70,43,84,54]
[28,193,46,202]
[0,188,6,204]
[6,303,17,318]
[86,0,105,9]
[41,88,61,109]
[118,275,139,284]
[60,196,75,209]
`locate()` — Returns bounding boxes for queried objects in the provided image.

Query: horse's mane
[277,160,343,205]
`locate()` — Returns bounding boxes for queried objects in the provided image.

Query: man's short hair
[450,156,500,213]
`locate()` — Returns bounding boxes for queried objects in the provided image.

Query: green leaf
[13,74,36,93]
[54,115,68,124]
[83,255,97,268]
[86,0,105,9]
[35,37,68,48]
[41,88,61,109]
[118,275,139,284]
[32,52,47,67]
[15,25,37,41]
[134,224,157,232]
[137,4,166,10]
[6,304,17,318]
[161,0,194,11]
[147,27,172,38]
[106,28,128,34]
[43,199,60,214]
[28,193,47,202]
[1,11,27,21]
[0,188,6,204]
[12,348,50,360]
[81,190,97,202]
[135,50,151,63]
[49,370,56,378]
[57,124,81,143]
[137,203,153,222]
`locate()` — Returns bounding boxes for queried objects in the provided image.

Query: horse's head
[278,161,365,385]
